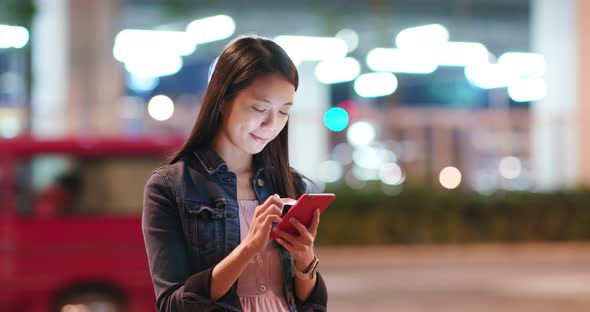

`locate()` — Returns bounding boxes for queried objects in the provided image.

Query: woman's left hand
[272,209,320,272]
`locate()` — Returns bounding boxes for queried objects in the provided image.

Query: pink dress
[237,200,290,312]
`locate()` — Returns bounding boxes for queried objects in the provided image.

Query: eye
[279,111,290,116]
[252,106,266,113]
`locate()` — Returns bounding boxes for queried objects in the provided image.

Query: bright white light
[113,29,195,62]
[124,53,183,78]
[347,121,376,146]
[186,15,236,44]
[353,146,396,169]
[498,52,546,77]
[318,160,343,183]
[336,28,359,52]
[127,74,159,92]
[274,36,348,61]
[380,163,405,185]
[367,48,437,74]
[352,165,379,181]
[352,146,381,169]
[508,77,547,102]
[315,57,361,84]
[439,166,462,189]
[437,42,489,67]
[464,63,515,89]
[499,156,522,180]
[395,24,449,50]
[148,95,175,121]
[0,25,29,48]
[354,72,398,98]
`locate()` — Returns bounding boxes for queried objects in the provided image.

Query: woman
[142,35,328,312]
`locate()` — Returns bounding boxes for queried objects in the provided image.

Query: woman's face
[219,73,295,155]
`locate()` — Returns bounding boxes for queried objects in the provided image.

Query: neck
[212,136,253,176]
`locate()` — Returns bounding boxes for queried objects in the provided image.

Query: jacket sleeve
[296,271,328,311]
[142,171,225,312]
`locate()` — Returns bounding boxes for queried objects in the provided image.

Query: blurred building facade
[1,0,590,191]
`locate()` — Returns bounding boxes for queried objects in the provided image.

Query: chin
[250,145,266,155]
[240,143,265,155]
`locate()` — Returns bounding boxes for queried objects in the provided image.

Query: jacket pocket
[183,200,225,257]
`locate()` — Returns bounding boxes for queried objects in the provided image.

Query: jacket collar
[193,144,265,177]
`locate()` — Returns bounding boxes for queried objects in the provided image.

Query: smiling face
[215,73,296,157]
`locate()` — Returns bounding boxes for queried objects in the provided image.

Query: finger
[274,228,307,249]
[255,194,281,217]
[256,199,282,219]
[272,227,299,243]
[275,237,295,253]
[265,194,286,211]
[259,204,282,219]
[289,217,313,242]
[308,209,321,237]
[262,214,282,232]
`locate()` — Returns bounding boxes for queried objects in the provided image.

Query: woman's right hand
[242,194,286,255]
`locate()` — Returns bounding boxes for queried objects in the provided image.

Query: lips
[250,133,270,143]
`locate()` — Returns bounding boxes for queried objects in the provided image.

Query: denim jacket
[142,145,328,311]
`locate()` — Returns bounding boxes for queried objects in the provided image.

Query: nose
[261,111,278,130]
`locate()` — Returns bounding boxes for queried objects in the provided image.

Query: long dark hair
[170,35,303,198]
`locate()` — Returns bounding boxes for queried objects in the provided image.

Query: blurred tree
[0,0,36,28]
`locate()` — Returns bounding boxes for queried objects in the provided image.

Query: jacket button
[257,178,265,187]
[259,284,267,292]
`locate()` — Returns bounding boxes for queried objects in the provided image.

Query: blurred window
[16,154,163,217]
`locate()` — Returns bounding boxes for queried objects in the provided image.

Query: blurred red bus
[0,136,183,312]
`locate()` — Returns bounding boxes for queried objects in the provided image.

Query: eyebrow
[256,98,293,106]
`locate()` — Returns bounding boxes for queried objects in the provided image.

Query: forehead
[239,73,295,101]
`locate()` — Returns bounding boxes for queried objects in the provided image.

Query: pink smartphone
[270,193,336,240]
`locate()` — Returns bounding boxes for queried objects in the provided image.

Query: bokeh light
[186,15,236,44]
[344,169,366,190]
[508,77,547,102]
[336,28,359,52]
[314,57,361,84]
[347,121,376,146]
[439,166,462,189]
[352,145,396,169]
[395,24,449,50]
[318,160,343,183]
[353,72,398,97]
[324,107,349,132]
[148,95,175,121]
[127,74,159,92]
[331,143,354,165]
[499,156,522,179]
[0,24,29,48]
[379,163,405,185]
